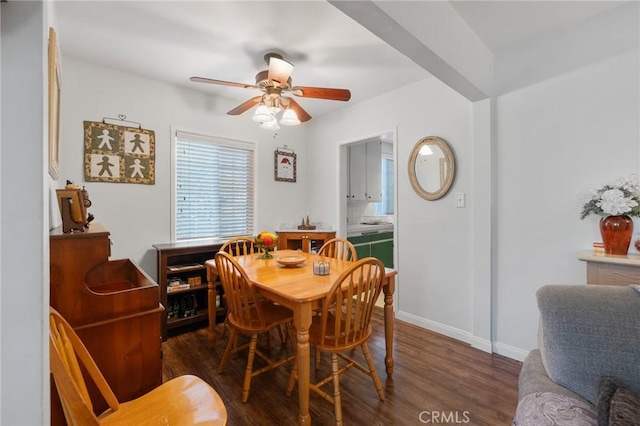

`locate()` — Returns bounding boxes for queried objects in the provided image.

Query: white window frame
[374,152,394,215]
[171,129,257,242]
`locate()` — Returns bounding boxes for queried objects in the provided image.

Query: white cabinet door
[349,143,367,201]
[366,141,382,202]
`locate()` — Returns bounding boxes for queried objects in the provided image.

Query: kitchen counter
[347,223,394,237]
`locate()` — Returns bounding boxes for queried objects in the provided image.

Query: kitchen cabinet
[277,231,336,253]
[348,140,381,202]
[153,239,226,340]
[348,231,394,268]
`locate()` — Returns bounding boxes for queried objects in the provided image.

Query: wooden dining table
[205,249,397,425]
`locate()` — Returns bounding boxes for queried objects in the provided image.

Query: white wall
[493,2,640,357]
[307,77,482,346]
[59,57,310,280]
[1,1,49,424]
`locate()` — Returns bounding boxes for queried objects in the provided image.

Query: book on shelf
[167,283,190,293]
[167,263,203,272]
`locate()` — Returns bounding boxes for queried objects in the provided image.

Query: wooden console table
[578,250,640,286]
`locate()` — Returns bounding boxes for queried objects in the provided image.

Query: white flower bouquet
[580,175,640,219]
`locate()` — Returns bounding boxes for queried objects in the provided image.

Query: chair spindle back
[318,257,385,349]
[49,308,119,426]
[318,238,357,261]
[215,251,266,331]
[221,237,259,257]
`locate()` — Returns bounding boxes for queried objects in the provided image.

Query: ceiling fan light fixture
[252,104,274,123]
[280,108,300,126]
[267,56,294,85]
[191,52,350,128]
[269,106,282,115]
[260,119,280,131]
[267,98,282,116]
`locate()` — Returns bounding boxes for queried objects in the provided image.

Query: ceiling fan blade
[286,98,312,122]
[267,56,294,86]
[227,96,262,115]
[190,76,258,90]
[291,86,351,101]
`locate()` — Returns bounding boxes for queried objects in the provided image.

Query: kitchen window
[374,155,394,215]
[174,131,255,241]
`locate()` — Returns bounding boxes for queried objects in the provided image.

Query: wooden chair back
[49,307,118,426]
[317,257,385,350]
[221,237,259,257]
[215,251,266,332]
[318,237,358,261]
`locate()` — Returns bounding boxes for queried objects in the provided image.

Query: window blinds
[175,131,255,240]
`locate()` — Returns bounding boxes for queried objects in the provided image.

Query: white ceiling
[54,1,626,121]
[450,1,625,52]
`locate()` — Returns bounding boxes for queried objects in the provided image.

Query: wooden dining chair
[286,257,386,425]
[215,251,295,403]
[218,237,260,340]
[317,237,358,261]
[220,236,260,257]
[315,237,359,368]
[49,307,228,426]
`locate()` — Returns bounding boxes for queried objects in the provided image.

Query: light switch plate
[455,192,466,208]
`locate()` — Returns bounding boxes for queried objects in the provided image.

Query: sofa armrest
[519,349,592,406]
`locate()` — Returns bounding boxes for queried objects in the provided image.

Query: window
[374,155,394,215]
[174,131,255,241]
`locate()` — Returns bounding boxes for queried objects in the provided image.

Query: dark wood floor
[162,309,522,425]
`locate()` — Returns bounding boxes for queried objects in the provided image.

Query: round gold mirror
[408,136,455,200]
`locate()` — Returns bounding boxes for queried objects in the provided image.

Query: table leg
[294,304,313,425]
[383,276,395,376]
[207,279,217,342]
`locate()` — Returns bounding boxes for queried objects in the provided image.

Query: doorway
[338,130,397,289]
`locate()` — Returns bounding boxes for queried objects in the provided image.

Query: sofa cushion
[536,285,640,405]
[513,392,596,426]
[597,377,640,426]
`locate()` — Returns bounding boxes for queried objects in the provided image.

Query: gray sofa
[513,284,640,425]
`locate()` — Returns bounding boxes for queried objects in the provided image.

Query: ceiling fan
[190,53,351,127]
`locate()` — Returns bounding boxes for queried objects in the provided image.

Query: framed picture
[274,149,297,182]
[48,27,61,180]
[83,121,156,184]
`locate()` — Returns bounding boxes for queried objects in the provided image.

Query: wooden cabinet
[578,250,640,286]
[348,231,394,268]
[277,231,336,253]
[153,239,226,340]
[348,140,382,202]
[50,224,163,425]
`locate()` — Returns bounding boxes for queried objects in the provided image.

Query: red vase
[599,215,634,255]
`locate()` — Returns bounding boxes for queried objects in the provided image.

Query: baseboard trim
[492,342,529,362]
[396,310,492,353]
[395,311,530,361]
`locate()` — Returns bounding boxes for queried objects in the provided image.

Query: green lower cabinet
[371,240,393,268]
[348,234,394,268]
[354,243,371,260]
